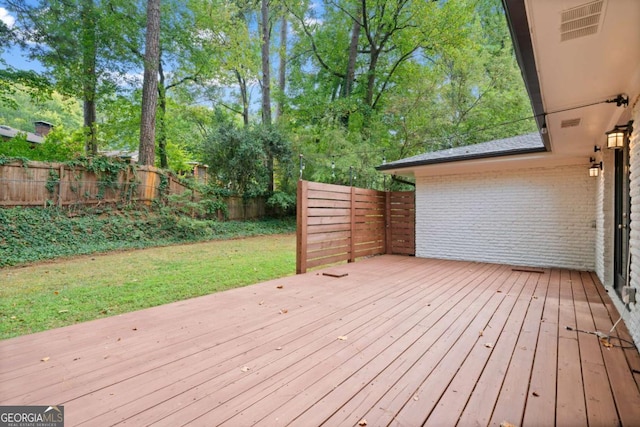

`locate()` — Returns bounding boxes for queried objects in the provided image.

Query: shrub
[267,191,296,217]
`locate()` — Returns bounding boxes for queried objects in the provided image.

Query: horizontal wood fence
[296,180,415,273]
[0,160,265,220]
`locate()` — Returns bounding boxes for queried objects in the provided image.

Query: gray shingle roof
[0,125,44,144]
[377,132,545,171]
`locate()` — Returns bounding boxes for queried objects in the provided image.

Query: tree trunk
[157,56,168,169]
[138,0,161,166]
[343,8,361,98]
[83,99,97,154]
[260,0,274,192]
[261,0,272,126]
[276,16,287,121]
[365,47,380,107]
[81,0,98,155]
[234,69,249,127]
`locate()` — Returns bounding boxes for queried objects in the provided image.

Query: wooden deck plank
[2,258,422,405]
[521,268,561,427]
[1,256,639,427]
[300,265,514,427]
[586,272,640,426]
[163,262,496,426]
[423,268,528,427]
[556,269,588,426]
[75,258,450,425]
[387,267,521,427]
[588,272,640,389]
[85,260,456,423]
[456,271,540,426]
[488,267,550,426]
[1,255,413,366]
[572,270,619,427]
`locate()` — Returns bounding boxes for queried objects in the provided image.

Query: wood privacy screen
[296,180,415,273]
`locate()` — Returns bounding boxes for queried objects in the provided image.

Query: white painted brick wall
[610,97,640,348]
[415,164,596,270]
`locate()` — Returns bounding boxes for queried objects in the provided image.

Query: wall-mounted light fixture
[594,145,601,152]
[589,158,603,177]
[606,120,634,149]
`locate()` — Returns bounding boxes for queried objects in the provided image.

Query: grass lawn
[0,233,295,340]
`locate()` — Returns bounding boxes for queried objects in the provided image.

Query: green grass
[0,233,296,339]
[0,207,296,267]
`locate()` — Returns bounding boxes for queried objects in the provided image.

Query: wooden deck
[1,256,640,426]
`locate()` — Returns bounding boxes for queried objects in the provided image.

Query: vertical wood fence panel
[388,191,416,255]
[296,180,415,273]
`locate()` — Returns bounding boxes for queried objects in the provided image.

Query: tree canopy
[1,0,536,195]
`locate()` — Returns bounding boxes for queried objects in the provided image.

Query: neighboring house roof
[377,132,545,171]
[0,125,44,144]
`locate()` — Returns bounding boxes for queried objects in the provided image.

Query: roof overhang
[502,0,550,151]
[381,0,640,178]
[381,150,586,178]
[376,133,547,176]
[503,0,640,157]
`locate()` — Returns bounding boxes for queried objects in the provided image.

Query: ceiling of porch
[519,0,640,158]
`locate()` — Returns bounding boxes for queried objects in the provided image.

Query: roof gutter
[501,0,550,151]
[376,146,547,172]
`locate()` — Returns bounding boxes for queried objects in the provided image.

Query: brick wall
[611,97,640,347]
[415,164,596,270]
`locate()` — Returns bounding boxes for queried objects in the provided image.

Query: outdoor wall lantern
[589,158,603,177]
[606,120,634,149]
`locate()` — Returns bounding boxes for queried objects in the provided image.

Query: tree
[188,0,261,128]
[138,0,161,166]
[4,0,135,155]
[201,117,291,196]
[260,0,272,126]
[276,15,288,121]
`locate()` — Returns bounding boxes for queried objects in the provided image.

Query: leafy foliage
[0,206,295,268]
[0,126,84,161]
[267,191,296,217]
[2,0,535,194]
[0,84,82,131]
[0,69,52,110]
[201,119,292,196]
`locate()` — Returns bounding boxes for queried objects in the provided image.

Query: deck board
[1,255,639,426]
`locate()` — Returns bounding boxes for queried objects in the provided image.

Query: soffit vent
[561,118,582,128]
[560,0,604,42]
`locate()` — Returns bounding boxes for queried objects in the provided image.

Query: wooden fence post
[296,180,308,274]
[58,164,65,208]
[385,191,392,254]
[349,186,356,263]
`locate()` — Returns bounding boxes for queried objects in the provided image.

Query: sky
[1,6,44,72]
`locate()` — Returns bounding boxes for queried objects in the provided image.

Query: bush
[267,191,296,217]
[0,126,84,162]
